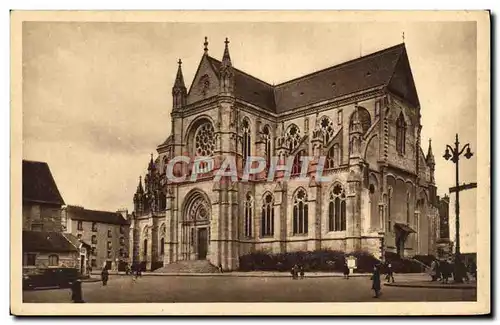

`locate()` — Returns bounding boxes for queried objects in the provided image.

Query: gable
[187,55,220,105]
[387,48,420,108]
[22,160,65,205]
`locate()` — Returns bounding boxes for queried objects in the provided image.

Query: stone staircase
[153,260,220,274]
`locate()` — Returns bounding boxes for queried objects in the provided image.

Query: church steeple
[219,37,234,95]
[148,153,155,171]
[134,176,145,213]
[135,176,144,195]
[172,59,187,110]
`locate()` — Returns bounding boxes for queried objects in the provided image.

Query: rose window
[194,122,215,157]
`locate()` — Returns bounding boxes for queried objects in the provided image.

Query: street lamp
[443,133,473,283]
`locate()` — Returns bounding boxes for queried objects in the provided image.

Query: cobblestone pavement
[23,275,476,303]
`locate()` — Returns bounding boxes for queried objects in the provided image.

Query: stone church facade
[129,38,441,271]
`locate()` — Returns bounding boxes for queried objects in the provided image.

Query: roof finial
[402,31,405,43]
[225,37,229,46]
[204,36,208,54]
[178,58,182,67]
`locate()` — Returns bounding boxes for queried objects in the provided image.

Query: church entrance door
[197,228,208,260]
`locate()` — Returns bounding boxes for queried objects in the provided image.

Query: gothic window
[244,193,253,238]
[242,118,251,164]
[199,74,210,97]
[319,116,335,144]
[292,150,306,175]
[337,110,343,125]
[349,107,372,134]
[194,121,215,157]
[396,112,406,154]
[293,188,308,235]
[261,193,274,237]
[328,184,347,232]
[262,125,272,169]
[285,124,301,152]
[387,187,393,232]
[48,254,59,267]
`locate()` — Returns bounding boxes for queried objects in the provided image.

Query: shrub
[238,250,377,273]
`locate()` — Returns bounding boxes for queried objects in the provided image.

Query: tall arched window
[293,188,308,235]
[285,124,301,152]
[160,238,165,255]
[242,118,251,164]
[48,254,59,266]
[159,224,166,255]
[244,193,253,237]
[261,193,274,237]
[387,187,393,232]
[396,112,406,154]
[292,150,306,175]
[328,184,347,231]
[262,125,272,169]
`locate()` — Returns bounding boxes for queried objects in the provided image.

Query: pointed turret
[172,59,187,110]
[133,176,145,214]
[148,153,155,171]
[219,37,234,95]
[427,139,436,184]
[426,139,435,167]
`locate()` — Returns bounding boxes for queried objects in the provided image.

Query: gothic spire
[136,176,144,195]
[173,59,186,89]
[426,139,435,166]
[148,153,155,171]
[172,59,187,110]
[221,37,232,68]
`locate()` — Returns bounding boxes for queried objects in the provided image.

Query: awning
[394,223,416,233]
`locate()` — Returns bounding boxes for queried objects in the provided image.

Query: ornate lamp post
[443,133,473,283]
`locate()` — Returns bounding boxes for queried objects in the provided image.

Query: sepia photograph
[10,10,490,315]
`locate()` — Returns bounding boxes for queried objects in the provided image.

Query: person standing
[101,267,109,286]
[430,259,438,281]
[299,264,305,280]
[343,261,350,280]
[386,263,395,283]
[371,264,381,298]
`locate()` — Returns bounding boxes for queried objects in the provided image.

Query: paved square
[23,275,476,303]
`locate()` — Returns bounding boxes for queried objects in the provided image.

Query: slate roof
[22,160,65,206]
[65,206,129,225]
[23,230,79,253]
[199,43,416,113]
[62,232,91,249]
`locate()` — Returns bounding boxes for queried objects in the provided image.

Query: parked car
[23,268,82,290]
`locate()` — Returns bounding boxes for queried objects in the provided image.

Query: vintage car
[23,268,82,290]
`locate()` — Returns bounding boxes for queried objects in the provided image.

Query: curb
[91,272,373,278]
[384,282,476,290]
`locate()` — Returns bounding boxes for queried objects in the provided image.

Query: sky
[22,21,478,252]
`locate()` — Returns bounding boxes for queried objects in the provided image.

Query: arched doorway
[182,190,211,260]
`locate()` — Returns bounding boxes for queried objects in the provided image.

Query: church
[128,37,441,271]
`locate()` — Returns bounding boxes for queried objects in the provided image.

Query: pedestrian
[385,263,395,283]
[291,264,298,280]
[371,264,382,298]
[430,259,438,281]
[343,261,350,279]
[299,264,305,280]
[101,267,109,286]
[218,263,223,273]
